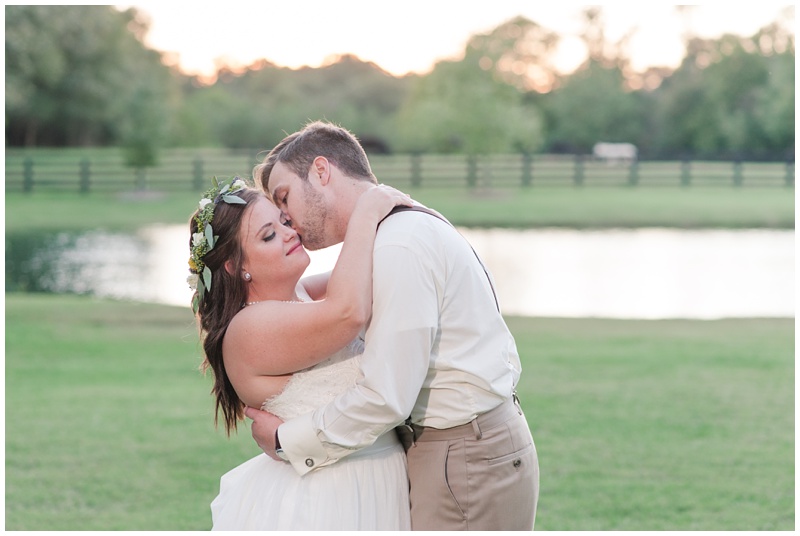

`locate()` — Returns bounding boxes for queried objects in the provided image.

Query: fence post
[573,154,584,186]
[23,157,34,193]
[786,159,795,188]
[79,158,91,194]
[732,158,743,187]
[521,152,533,187]
[466,154,478,187]
[193,156,204,191]
[628,159,639,186]
[681,157,691,187]
[410,153,422,188]
[246,150,255,183]
[135,168,147,191]
[481,155,494,189]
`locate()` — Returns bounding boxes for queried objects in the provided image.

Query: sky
[119,3,794,80]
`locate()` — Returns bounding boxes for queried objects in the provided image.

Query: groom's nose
[281,211,297,229]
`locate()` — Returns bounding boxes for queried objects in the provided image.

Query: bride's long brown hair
[189,186,264,434]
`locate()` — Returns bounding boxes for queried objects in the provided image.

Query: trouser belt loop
[512,390,523,415]
[402,417,417,447]
[471,418,482,440]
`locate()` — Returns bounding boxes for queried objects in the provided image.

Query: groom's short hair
[255,121,377,194]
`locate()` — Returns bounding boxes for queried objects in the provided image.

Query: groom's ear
[312,156,331,186]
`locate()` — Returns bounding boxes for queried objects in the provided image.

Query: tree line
[5,6,795,165]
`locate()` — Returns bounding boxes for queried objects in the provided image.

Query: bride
[187,176,412,530]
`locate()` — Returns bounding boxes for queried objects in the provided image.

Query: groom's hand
[244,406,285,461]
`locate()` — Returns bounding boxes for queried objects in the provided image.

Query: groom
[246,121,539,530]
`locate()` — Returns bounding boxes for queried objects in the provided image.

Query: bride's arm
[223,185,410,378]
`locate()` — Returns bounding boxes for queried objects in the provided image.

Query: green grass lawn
[5,294,794,530]
[507,316,795,530]
[5,184,794,234]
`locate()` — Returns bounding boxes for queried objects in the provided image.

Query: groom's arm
[244,406,335,471]
[277,240,436,475]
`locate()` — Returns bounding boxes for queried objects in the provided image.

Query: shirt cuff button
[305,458,314,467]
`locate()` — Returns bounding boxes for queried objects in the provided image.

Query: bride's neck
[246,280,303,304]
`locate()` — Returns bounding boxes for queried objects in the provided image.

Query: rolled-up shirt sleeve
[279,239,438,475]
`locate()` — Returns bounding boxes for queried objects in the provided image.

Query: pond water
[5,226,794,319]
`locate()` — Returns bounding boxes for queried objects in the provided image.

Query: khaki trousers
[396,397,539,531]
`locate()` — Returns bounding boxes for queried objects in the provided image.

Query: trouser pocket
[406,438,468,530]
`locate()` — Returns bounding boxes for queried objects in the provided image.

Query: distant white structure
[593,142,638,165]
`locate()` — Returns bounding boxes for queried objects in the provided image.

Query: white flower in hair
[187,273,199,291]
[192,232,206,247]
[189,176,249,313]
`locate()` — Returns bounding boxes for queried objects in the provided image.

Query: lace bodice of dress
[261,336,364,421]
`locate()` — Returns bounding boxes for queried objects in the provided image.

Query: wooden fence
[4,148,795,193]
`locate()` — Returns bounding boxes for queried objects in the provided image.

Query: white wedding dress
[210,335,411,530]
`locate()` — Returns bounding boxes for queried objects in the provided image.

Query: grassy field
[4,174,795,529]
[4,185,795,234]
[5,294,794,530]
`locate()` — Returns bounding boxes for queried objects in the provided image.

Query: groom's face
[268,161,331,251]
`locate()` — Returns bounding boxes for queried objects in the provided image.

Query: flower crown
[188,176,248,313]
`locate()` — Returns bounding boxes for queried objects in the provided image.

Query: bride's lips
[287,242,303,255]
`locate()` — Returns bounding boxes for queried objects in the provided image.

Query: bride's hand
[354,184,413,222]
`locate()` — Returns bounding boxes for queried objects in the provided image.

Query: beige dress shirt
[279,207,523,475]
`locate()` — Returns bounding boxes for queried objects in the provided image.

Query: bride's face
[238,197,310,284]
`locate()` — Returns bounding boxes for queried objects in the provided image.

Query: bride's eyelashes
[262,220,292,242]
